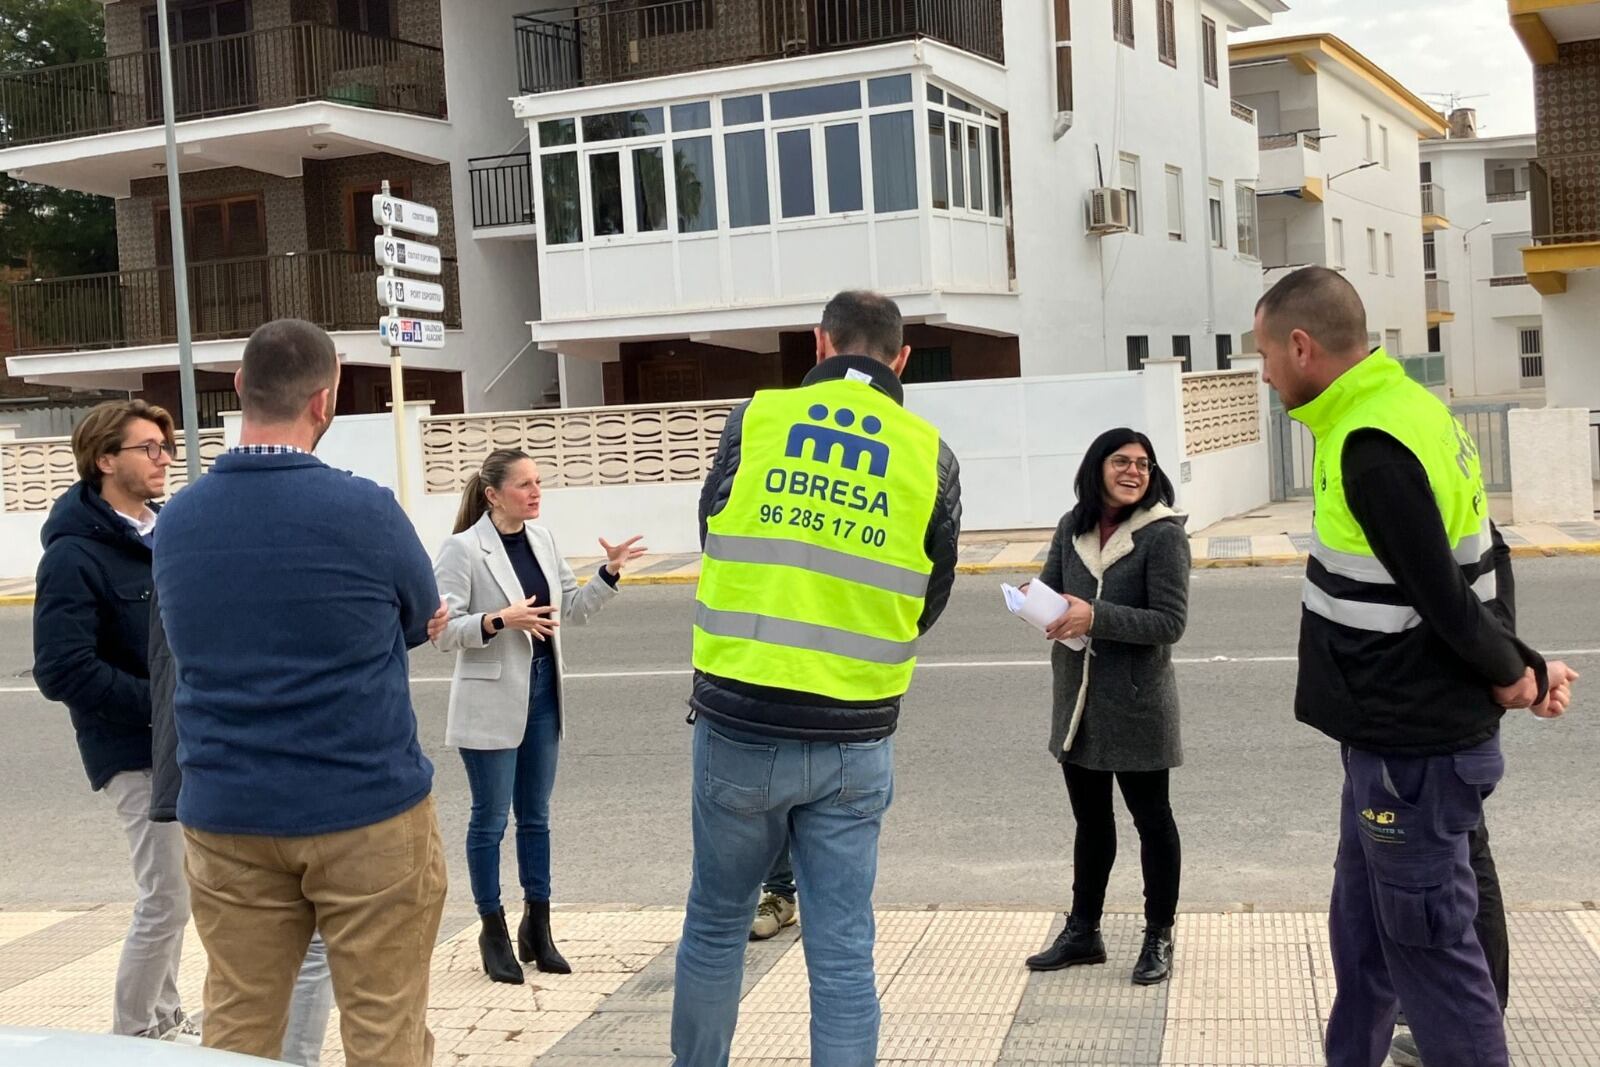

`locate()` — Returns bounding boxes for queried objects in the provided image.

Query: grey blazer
[433,512,618,749]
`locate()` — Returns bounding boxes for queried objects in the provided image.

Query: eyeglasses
[1109,455,1154,474]
[116,441,176,462]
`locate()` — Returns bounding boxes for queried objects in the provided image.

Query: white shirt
[116,506,158,540]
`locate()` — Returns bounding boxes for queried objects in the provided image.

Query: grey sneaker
[749,893,798,941]
[1389,1029,1423,1067]
[156,1009,202,1045]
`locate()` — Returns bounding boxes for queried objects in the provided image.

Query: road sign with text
[376,275,446,314]
[373,235,442,276]
[378,316,446,350]
[371,194,439,237]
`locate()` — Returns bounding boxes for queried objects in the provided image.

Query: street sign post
[371,194,439,237]
[376,275,447,313]
[379,316,446,350]
[374,180,448,512]
[373,235,442,276]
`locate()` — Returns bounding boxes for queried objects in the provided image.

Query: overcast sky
[1234,0,1536,137]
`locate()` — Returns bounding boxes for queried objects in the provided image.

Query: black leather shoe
[1026,914,1107,971]
[1131,925,1174,985]
[477,909,524,985]
[518,900,572,974]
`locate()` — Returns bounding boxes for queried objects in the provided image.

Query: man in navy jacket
[33,398,198,1043]
[154,319,446,1067]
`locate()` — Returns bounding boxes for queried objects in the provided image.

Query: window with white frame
[1054,0,1073,113]
[1165,165,1184,240]
[1384,232,1394,276]
[1331,217,1345,268]
[1423,231,1437,276]
[1235,182,1258,258]
[1362,116,1373,161]
[1119,152,1142,234]
[929,87,1005,220]
[532,74,936,247]
[1519,326,1543,385]
[1207,179,1224,247]
[1379,125,1390,169]
[1367,227,1378,273]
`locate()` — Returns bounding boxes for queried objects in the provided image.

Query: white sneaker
[155,1009,202,1045]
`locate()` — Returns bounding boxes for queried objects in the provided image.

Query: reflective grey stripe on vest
[1302,570,1499,633]
[1310,521,1493,585]
[695,604,917,665]
[703,533,930,597]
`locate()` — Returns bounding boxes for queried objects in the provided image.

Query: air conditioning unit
[1087,187,1130,234]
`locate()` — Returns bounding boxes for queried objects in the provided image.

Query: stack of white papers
[1001,580,1089,652]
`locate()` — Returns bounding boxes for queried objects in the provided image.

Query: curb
[4,542,1596,606]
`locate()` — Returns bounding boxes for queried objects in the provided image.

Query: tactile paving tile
[0,913,73,949]
[1206,536,1252,560]
[0,905,131,993]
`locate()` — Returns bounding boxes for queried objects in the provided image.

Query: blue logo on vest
[786,404,890,477]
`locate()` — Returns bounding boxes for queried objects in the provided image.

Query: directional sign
[376,275,447,314]
[373,234,442,276]
[371,194,439,237]
[379,315,446,350]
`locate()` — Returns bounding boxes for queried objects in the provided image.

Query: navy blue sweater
[153,450,437,835]
[33,483,158,790]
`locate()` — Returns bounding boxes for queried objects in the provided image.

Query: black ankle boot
[478,909,524,985]
[1026,914,1107,971]
[1131,925,1174,985]
[518,900,572,974]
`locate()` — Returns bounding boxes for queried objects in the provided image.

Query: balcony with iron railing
[468,153,536,232]
[513,0,1005,95]
[4,251,461,357]
[1522,156,1600,294]
[0,23,445,150]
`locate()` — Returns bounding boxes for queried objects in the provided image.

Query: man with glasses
[33,399,199,1044]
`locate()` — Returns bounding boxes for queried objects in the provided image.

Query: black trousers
[1061,763,1182,928]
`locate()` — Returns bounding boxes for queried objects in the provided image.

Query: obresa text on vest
[761,401,893,548]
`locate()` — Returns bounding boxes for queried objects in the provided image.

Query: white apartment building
[1419,127,1545,401]
[506,0,1285,408]
[1229,34,1445,365]
[0,0,545,420]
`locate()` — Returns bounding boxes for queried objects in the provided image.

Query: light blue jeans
[671,718,893,1067]
[279,934,332,1066]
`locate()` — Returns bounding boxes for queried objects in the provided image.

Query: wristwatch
[491,615,506,632]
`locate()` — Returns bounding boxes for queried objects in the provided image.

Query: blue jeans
[279,934,332,1066]
[459,658,560,915]
[672,718,893,1067]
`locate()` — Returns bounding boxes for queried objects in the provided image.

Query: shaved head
[1255,266,1369,358]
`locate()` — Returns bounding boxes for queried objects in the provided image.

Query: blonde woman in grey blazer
[433,448,645,985]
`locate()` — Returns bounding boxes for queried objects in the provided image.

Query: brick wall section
[1535,39,1600,239]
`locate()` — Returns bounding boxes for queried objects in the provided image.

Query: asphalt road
[2,560,1598,911]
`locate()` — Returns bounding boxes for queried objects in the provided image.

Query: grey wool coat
[1039,502,1191,771]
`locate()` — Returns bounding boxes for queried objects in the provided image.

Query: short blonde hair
[71,399,175,488]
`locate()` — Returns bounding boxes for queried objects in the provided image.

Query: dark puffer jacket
[691,354,963,741]
[32,483,157,790]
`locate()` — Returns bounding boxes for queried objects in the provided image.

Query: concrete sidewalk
[2,902,1597,1065]
[2,501,1596,604]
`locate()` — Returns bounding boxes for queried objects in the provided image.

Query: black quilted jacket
[691,354,963,741]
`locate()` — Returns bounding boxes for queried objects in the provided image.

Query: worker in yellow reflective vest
[671,291,962,1066]
[1254,267,1579,1067]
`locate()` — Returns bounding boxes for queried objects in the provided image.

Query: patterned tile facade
[1535,39,1600,239]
